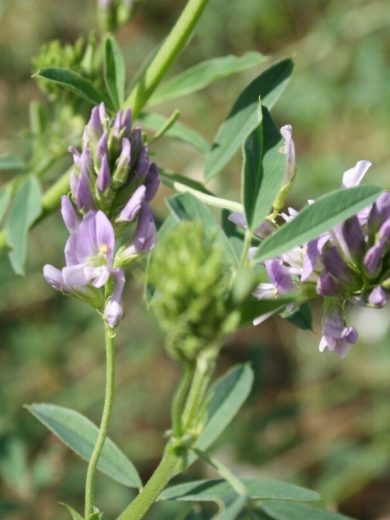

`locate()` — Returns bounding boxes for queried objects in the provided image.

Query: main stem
[84,322,116,519]
[125,0,211,117]
[117,447,183,520]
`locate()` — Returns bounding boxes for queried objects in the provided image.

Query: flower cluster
[43,104,159,328]
[232,125,389,358]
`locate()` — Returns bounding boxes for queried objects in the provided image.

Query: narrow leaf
[26,403,141,488]
[140,112,209,153]
[243,107,285,229]
[35,68,111,108]
[204,59,293,181]
[167,192,239,265]
[150,52,266,105]
[60,503,84,520]
[0,186,11,224]
[185,365,254,467]
[255,186,382,262]
[239,295,298,328]
[260,501,353,520]
[104,36,125,109]
[160,478,320,503]
[0,153,25,171]
[7,176,42,275]
[285,303,313,330]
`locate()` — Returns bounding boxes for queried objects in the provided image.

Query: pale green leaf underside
[260,500,353,520]
[0,153,25,171]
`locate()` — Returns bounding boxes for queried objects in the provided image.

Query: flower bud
[148,222,238,362]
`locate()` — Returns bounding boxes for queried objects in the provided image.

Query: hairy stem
[171,362,195,436]
[84,323,116,519]
[125,0,211,117]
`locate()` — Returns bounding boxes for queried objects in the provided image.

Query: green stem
[116,447,183,520]
[84,322,116,519]
[171,362,195,436]
[125,0,211,117]
[181,353,215,433]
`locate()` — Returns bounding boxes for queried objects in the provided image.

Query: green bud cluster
[149,222,239,362]
[98,0,137,33]
[32,36,98,102]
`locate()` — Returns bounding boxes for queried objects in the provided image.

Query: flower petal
[342,160,372,188]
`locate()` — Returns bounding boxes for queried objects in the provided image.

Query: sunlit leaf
[104,35,125,109]
[150,52,266,105]
[204,59,293,181]
[255,186,382,262]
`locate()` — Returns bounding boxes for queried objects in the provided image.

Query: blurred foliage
[0,0,390,519]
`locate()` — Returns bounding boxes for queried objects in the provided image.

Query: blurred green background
[1,0,390,519]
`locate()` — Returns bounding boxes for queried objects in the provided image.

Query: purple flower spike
[117,185,146,222]
[342,160,372,188]
[320,304,358,358]
[61,196,79,233]
[71,150,95,212]
[368,286,388,307]
[104,268,126,327]
[280,124,295,183]
[322,246,357,286]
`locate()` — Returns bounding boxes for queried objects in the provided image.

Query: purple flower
[43,205,125,328]
[117,204,157,262]
[319,303,358,358]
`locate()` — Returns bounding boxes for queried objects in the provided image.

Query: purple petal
[342,160,372,188]
[322,246,357,285]
[88,105,104,138]
[368,286,388,307]
[145,162,160,202]
[76,150,95,211]
[62,264,96,287]
[117,185,146,222]
[280,124,295,183]
[265,259,294,294]
[364,243,383,275]
[65,212,99,265]
[104,268,126,327]
[333,216,365,264]
[121,204,156,258]
[302,235,328,281]
[97,131,108,160]
[61,196,79,233]
[43,264,67,291]
[95,211,115,263]
[316,271,341,296]
[228,212,247,230]
[97,153,111,193]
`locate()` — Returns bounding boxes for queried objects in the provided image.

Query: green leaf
[60,503,84,520]
[150,52,266,105]
[140,112,209,153]
[35,68,111,109]
[160,478,320,503]
[167,192,239,265]
[285,303,313,330]
[204,59,293,181]
[238,295,298,328]
[242,107,285,229]
[104,35,125,109]
[26,403,142,489]
[185,365,254,466]
[255,186,382,262]
[260,501,353,520]
[0,153,25,171]
[6,176,42,275]
[0,186,11,224]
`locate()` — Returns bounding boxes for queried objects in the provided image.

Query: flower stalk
[84,321,116,518]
